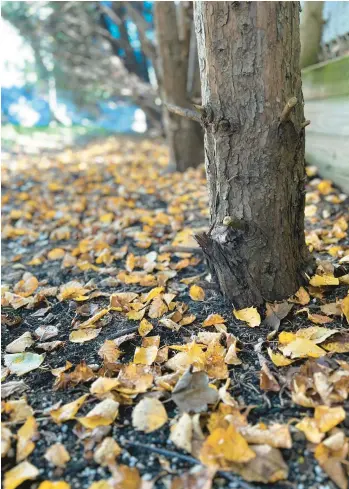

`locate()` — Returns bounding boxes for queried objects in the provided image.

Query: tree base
[196,226,314,309]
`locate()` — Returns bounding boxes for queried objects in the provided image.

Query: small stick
[123,440,255,489]
[300,119,311,129]
[159,245,203,254]
[280,97,298,122]
[165,103,202,124]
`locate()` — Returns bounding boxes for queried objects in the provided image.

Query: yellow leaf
[289,287,310,305]
[309,274,339,287]
[58,281,89,301]
[200,424,255,468]
[170,413,193,453]
[50,394,88,423]
[77,399,119,428]
[203,314,225,327]
[98,340,121,363]
[189,285,205,301]
[16,416,37,462]
[267,348,294,367]
[94,437,122,466]
[341,294,349,322]
[69,328,101,343]
[78,309,109,329]
[318,180,333,195]
[126,308,146,321]
[278,332,297,345]
[132,398,168,433]
[38,482,71,489]
[47,248,65,260]
[281,338,326,359]
[4,461,39,489]
[44,443,70,467]
[144,286,164,302]
[138,319,153,337]
[90,377,120,397]
[13,274,39,297]
[2,424,12,457]
[295,417,324,444]
[148,297,168,318]
[134,346,158,365]
[4,398,33,423]
[314,406,346,433]
[233,307,261,327]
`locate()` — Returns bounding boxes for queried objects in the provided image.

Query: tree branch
[165,103,202,124]
[280,97,298,122]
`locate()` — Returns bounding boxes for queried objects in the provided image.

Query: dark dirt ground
[1,138,349,489]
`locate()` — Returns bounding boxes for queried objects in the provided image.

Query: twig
[165,103,202,124]
[110,325,139,339]
[123,440,255,489]
[159,245,203,254]
[300,119,311,129]
[280,97,298,122]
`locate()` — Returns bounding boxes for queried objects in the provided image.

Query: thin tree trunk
[194,1,313,308]
[155,2,204,172]
[300,1,324,69]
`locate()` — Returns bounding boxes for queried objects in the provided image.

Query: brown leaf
[171,367,218,413]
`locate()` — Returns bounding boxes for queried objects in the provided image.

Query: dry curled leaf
[171,367,218,413]
[44,443,70,467]
[4,461,39,489]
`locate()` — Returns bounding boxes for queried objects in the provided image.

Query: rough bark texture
[155,2,204,172]
[194,1,313,308]
[300,1,324,69]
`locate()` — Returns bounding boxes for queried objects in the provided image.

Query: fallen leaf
[295,417,324,443]
[98,340,121,363]
[189,285,205,301]
[37,341,64,351]
[134,346,158,365]
[240,423,292,449]
[233,307,261,327]
[16,416,37,462]
[58,281,89,301]
[203,314,225,327]
[2,381,28,399]
[94,437,122,466]
[148,297,168,318]
[3,461,39,489]
[314,405,346,432]
[260,363,280,392]
[2,424,12,457]
[78,399,119,428]
[13,274,39,297]
[159,318,181,331]
[6,332,34,353]
[4,352,45,376]
[281,338,326,359]
[50,394,89,423]
[90,377,120,397]
[233,444,288,483]
[170,413,193,453]
[132,398,168,433]
[44,443,70,467]
[138,318,153,336]
[200,424,255,467]
[289,287,310,305]
[309,274,339,287]
[38,482,71,489]
[34,325,59,341]
[69,328,101,343]
[267,348,294,367]
[171,368,218,413]
[4,398,33,422]
[264,302,293,331]
[341,294,349,322]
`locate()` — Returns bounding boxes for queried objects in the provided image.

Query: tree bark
[300,1,324,69]
[155,2,204,172]
[194,1,313,309]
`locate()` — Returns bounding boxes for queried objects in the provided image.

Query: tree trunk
[300,1,324,69]
[155,2,204,172]
[194,1,313,309]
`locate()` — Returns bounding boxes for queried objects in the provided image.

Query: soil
[1,137,348,489]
